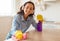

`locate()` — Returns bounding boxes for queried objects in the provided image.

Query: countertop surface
[26,29,60,41]
[5,29,60,41]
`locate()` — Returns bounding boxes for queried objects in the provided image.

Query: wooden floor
[5,29,60,41]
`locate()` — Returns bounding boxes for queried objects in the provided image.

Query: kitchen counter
[5,29,60,41]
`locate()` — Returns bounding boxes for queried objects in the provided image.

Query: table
[5,29,60,41]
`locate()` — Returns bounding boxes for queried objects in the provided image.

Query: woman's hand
[11,32,28,41]
[11,35,21,41]
[23,33,27,40]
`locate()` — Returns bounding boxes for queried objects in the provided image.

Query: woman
[6,1,37,41]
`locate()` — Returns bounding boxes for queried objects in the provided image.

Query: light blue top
[6,14,37,39]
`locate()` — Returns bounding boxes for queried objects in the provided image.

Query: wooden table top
[5,29,60,41]
[23,29,60,41]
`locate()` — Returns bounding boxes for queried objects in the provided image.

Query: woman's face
[23,3,34,15]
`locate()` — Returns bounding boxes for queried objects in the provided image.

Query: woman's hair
[17,1,35,16]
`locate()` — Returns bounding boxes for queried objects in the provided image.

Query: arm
[31,17,37,29]
[6,14,21,39]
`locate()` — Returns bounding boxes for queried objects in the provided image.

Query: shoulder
[14,14,20,17]
[13,14,22,21]
[14,14,22,18]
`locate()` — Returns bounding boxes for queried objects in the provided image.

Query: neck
[23,14,29,20]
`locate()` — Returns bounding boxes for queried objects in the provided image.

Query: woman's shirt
[6,14,37,39]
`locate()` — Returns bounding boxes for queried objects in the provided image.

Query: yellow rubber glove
[15,30,23,40]
[37,14,43,22]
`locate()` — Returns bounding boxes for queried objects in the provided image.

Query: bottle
[37,14,43,32]
[37,21,42,32]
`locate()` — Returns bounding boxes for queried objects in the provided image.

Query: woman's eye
[30,8,33,10]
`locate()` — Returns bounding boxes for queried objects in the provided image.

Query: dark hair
[17,1,35,16]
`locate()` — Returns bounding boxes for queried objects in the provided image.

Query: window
[0,0,15,16]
